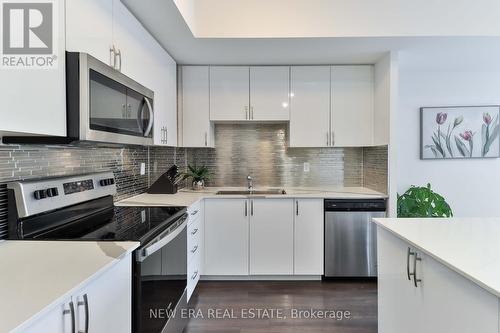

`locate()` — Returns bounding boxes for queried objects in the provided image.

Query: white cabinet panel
[209,66,249,121]
[331,66,374,147]
[378,227,499,333]
[75,255,132,333]
[204,199,249,275]
[181,66,213,147]
[22,300,70,333]
[289,66,331,147]
[1,0,66,137]
[249,199,294,275]
[250,67,290,121]
[66,0,113,66]
[294,199,324,275]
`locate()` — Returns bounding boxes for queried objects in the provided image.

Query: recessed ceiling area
[172,0,500,38]
[122,0,500,70]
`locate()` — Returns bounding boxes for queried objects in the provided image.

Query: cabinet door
[294,199,324,275]
[0,0,66,137]
[66,0,113,66]
[22,299,71,333]
[151,45,177,146]
[75,254,132,333]
[209,67,249,121]
[250,67,290,121]
[112,0,151,83]
[204,199,249,275]
[289,66,331,147]
[181,66,213,147]
[419,252,498,333]
[377,227,422,333]
[331,66,374,147]
[249,199,294,275]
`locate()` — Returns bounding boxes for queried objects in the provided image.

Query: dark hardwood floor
[184,281,377,333]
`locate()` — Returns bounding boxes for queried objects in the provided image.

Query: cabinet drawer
[187,253,201,302]
[188,225,200,264]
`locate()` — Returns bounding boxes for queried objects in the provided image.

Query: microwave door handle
[136,213,188,262]
[136,101,144,133]
[143,97,154,137]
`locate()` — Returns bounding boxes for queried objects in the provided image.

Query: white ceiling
[172,0,500,38]
[122,0,500,70]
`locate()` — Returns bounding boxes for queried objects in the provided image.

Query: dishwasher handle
[324,199,386,212]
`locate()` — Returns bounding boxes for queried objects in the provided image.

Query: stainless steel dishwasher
[324,199,387,277]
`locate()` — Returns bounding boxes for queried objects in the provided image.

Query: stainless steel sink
[216,189,286,195]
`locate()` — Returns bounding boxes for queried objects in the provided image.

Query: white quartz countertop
[116,186,387,207]
[0,240,139,333]
[374,218,500,298]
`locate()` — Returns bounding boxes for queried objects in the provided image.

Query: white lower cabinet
[204,198,324,277]
[294,199,324,275]
[249,199,294,275]
[378,227,499,333]
[204,199,249,275]
[22,254,132,333]
[187,201,203,301]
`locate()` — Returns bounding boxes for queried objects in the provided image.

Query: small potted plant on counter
[397,183,453,218]
[179,164,212,190]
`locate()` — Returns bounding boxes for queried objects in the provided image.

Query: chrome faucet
[247,174,253,191]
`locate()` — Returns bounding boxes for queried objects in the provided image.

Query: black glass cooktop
[80,205,187,243]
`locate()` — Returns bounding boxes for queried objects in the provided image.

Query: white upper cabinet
[181,66,214,147]
[331,66,374,147]
[289,66,331,147]
[66,0,114,66]
[294,199,324,275]
[0,0,66,137]
[249,199,294,275]
[249,67,290,121]
[209,66,250,121]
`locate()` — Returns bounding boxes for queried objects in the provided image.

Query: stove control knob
[47,187,59,197]
[100,178,115,186]
[34,190,47,200]
[100,179,108,186]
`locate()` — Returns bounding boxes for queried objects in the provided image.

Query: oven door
[134,216,188,333]
[72,52,155,146]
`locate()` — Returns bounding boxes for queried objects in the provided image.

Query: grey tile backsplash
[0,124,387,239]
[187,124,388,191]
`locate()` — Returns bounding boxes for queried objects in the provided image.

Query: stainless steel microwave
[65,52,154,146]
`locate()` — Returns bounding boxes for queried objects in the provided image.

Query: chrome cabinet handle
[245,106,248,120]
[109,45,115,68]
[205,132,208,146]
[77,294,89,333]
[191,270,198,280]
[191,245,198,253]
[190,210,199,216]
[63,301,76,333]
[250,106,254,120]
[331,131,335,146]
[115,48,122,71]
[326,132,330,146]
[244,201,248,216]
[191,228,198,235]
[407,247,415,280]
[413,253,422,287]
[250,200,254,216]
[296,200,299,215]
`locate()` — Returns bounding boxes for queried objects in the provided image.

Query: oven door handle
[136,213,188,262]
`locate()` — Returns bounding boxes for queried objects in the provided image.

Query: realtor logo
[1,0,58,69]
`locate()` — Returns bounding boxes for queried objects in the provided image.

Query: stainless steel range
[7,172,188,333]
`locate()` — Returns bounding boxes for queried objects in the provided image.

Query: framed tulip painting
[420,105,500,159]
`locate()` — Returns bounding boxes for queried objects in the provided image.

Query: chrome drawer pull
[191,270,198,280]
[407,247,415,281]
[413,253,422,287]
[190,210,199,216]
[191,228,199,235]
[191,245,198,253]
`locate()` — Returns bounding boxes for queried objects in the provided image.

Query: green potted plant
[397,183,453,218]
[179,164,212,190]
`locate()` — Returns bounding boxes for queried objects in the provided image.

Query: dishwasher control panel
[324,199,387,212]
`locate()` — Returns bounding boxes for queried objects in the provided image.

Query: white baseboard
[200,275,322,281]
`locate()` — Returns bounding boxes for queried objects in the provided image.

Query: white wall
[398,69,500,217]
